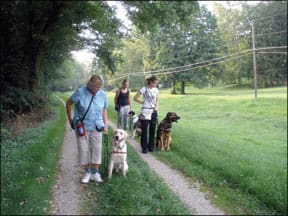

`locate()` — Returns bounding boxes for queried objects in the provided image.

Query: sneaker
[81,172,91,184]
[91,172,103,183]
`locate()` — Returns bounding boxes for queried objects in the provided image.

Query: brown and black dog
[156,112,180,151]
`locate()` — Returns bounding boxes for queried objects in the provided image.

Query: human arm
[114,89,119,106]
[128,88,132,110]
[114,89,120,111]
[133,90,144,105]
[66,98,74,128]
[154,95,159,111]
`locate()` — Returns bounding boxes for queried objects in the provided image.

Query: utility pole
[128,61,130,80]
[252,20,258,99]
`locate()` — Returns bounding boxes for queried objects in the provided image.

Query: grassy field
[1,97,66,215]
[106,85,287,215]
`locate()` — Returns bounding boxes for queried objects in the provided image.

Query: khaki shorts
[75,130,102,165]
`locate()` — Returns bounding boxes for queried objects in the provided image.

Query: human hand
[70,120,75,130]
[103,127,108,134]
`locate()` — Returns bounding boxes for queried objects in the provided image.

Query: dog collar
[111,151,127,154]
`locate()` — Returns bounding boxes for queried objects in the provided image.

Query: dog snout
[115,135,119,140]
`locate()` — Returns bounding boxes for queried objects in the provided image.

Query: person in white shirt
[133,76,159,153]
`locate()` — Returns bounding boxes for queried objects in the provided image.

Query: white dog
[108,129,129,179]
[128,111,142,139]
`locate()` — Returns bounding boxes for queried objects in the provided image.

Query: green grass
[106,85,287,215]
[1,96,66,215]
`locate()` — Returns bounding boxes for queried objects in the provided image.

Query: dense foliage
[1,1,121,118]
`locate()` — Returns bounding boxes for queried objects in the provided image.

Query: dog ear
[166,112,172,118]
[166,112,174,120]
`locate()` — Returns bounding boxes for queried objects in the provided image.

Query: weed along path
[108,120,225,215]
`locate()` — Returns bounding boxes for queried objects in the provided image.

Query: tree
[214,1,287,87]
[140,4,222,94]
[1,1,121,116]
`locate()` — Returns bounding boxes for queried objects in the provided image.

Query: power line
[108,45,287,82]
[255,46,288,51]
[252,11,287,22]
[255,30,287,37]
[107,46,287,82]
[133,49,252,75]
[134,53,252,77]
[258,52,287,54]
[107,49,253,81]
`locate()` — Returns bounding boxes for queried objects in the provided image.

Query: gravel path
[108,121,225,215]
[51,120,83,215]
[51,97,84,215]
[52,97,225,215]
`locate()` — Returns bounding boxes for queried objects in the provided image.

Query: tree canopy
[1,1,121,117]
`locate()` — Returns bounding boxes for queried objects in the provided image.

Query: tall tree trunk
[171,80,177,94]
[180,81,185,95]
[26,0,38,94]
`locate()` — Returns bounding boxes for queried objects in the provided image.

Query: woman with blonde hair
[66,74,108,183]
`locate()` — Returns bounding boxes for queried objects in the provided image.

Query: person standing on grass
[66,74,108,184]
[134,76,159,153]
[114,79,131,130]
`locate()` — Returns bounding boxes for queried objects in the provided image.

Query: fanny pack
[74,94,94,136]
[139,107,154,120]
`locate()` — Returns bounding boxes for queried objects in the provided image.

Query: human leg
[75,132,91,183]
[140,120,149,153]
[90,130,103,182]
[117,109,122,128]
[122,105,130,130]
[148,112,158,152]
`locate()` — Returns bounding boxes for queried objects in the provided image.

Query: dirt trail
[51,97,85,215]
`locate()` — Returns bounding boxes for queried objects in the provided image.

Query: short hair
[87,74,103,90]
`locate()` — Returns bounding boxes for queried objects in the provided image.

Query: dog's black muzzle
[172,116,181,122]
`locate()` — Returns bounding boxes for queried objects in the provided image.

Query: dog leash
[102,133,109,176]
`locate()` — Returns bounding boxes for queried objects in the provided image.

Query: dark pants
[140,112,157,152]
